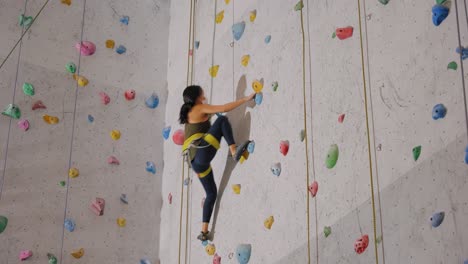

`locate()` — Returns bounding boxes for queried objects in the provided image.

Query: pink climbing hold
[308,181,318,197]
[17,119,29,131]
[173,129,185,145]
[168,193,172,204]
[32,100,46,110]
[338,114,345,123]
[89,197,105,216]
[19,250,33,261]
[99,92,110,105]
[213,253,221,264]
[354,234,369,254]
[280,140,289,156]
[124,89,136,100]
[107,156,120,165]
[75,41,96,56]
[336,26,354,40]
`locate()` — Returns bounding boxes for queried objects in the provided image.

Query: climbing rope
[454,0,468,141]
[356,0,379,263]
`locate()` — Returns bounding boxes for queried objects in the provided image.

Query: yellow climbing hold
[250,10,257,22]
[264,215,274,229]
[117,217,126,227]
[61,0,71,5]
[209,65,219,77]
[215,11,224,24]
[73,74,89,87]
[225,0,230,4]
[232,184,241,194]
[105,39,115,49]
[43,115,59,124]
[205,244,216,256]
[110,130,121,140]
[252,79,264,93]
[68,168,79,178]
[70,248,84,259]
[241,55,250,67]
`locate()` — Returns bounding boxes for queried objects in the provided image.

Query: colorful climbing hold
[250,10,257,22]
[146,161,156,174]
[247,141,255,154]
[280,140,289,156]
[206,244,216,256]
[294,1,304,11]
[47,253,57,264]
[209,65,220,78]
[17,119,29,131]
[43,115,59,124]
[74,74,89,87]
[378,0,389,4]
[116,45,127,54]
[271,81,278,92]
[232,22,246,41]
[300,129,305,142]
[75,41,96,56]
[324,226,331,237]
[432,104,447,120]
[338,113,345,123]
[168,193,172,204]
[309,181,318,197]
[172,129,184,145]
[19,14,33,28]
[110,129,121,140]
[22,83,34,96]
[354,234,369,254]
[232,184,241,194]
[99,92,111,105]
[117,217,126,227]
[2,104,21,119]
[430,212,445,227]
[105,39,115,49]
[412,145,421,161]
[107,156,120,165]
[0,216,8,234]
[66,62,76,73]
[195,41,200,49]
[59,181,66,187]
[70,248,84,259]
[432,5,449,26]
[145,93,160,109]
[326,144,339,169]
[120,194,128,204]
[254,92,263,105]
[215,11,224,24]
[213,253,221,264]
[124,89,136,100]
[464,145,468,164]
[271,162,281,176]
[236,244,252,264]
[61,0,71,5]
[264,216,274,230]
[19,250,33,261]
[241,55,250,67]
[447,61,458,70]
[87,114,94,123]
[265,35,271,44]
[120,16,129,25]
[252,79,264,93]
[336,27,354,40]
[32,100,46,110]
[162,126,171,140]
[89,198,105,216]
[64,218,75,232]
[68,168,79,178]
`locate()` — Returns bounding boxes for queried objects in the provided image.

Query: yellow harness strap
[182,133,220,151]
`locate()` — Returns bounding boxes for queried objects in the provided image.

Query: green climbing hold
[332,32,336,38]
[23,83,34,96]
[0,216,8,234]
[325,144,339,169]
[376,235,382,244]
[324,226,331,237]
[18,14,33,28]
[59,181,66,187]
[2,104,21,119]
[413,145,421,161]
[436,0,446,4]
[47,253,57,264]
[378,0,389,5]
[294,0,304,11]
[447,61,458,70]
[66,62,77,73]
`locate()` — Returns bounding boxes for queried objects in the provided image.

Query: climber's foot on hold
[233,140,251,162]
[197,231,210,242]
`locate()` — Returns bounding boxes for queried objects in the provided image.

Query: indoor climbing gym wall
[161,0,468,264]
[0,0,169,263]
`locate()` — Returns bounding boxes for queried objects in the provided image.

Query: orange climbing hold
[43,115,59,124]
[105,39,115,49]
[61,0,71,5]
[70,248,84,259]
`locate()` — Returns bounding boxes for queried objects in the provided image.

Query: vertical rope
[178,159,185,264]
[454,0,468,140]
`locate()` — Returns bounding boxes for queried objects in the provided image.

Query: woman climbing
[179,85,254,242]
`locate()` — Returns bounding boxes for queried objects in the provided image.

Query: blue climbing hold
[271,163,281,177]
[464,145,468,164]
[236,244,252,264]
[232,21,246,41]
[254,92,263,105]
[120,16,129,25]
[202,240,208,246]
[116,45,127,54]
[247,141,255,154]
[432,104,447,120]
[162,126,171,140]
[456,47,468,60]
[194,41,200,49]
[140,258,151,264]
[430,212,445,228]
[265,35,271,44]
[64,218,75,232]
[87,114,94,123]
[432,5,449,26]
[184,178,190,186]
[146,161,156,174]
[145,93,159,109]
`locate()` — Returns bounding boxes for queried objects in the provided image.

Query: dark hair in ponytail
[179,85,202,124]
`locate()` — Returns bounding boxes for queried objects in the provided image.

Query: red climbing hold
[173,129,184,145]
[99,92,110,105]
[89,198,105,216]
[338,114,345,123]
[309,181,318,197]
[107,156,120,165]
[168,193,172,204]
[32,100,46,110]
[124,89,136,101]
[213,253,221,264]
[280,140,289,156]
[354,234,369,254]
[336,27,354,40]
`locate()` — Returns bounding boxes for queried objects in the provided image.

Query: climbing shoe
[233,140,251,162]
[197,231,210,242]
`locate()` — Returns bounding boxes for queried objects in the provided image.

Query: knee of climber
[206,189,217,202]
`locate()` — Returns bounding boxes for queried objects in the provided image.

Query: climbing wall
[161,0,468,263]
[0,0,169,263]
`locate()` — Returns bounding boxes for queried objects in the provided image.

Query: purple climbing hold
[430,212,445,227]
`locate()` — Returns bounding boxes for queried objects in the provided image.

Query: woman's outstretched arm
[196,93,255,114]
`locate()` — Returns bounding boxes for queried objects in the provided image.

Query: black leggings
[191,116,235,223]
